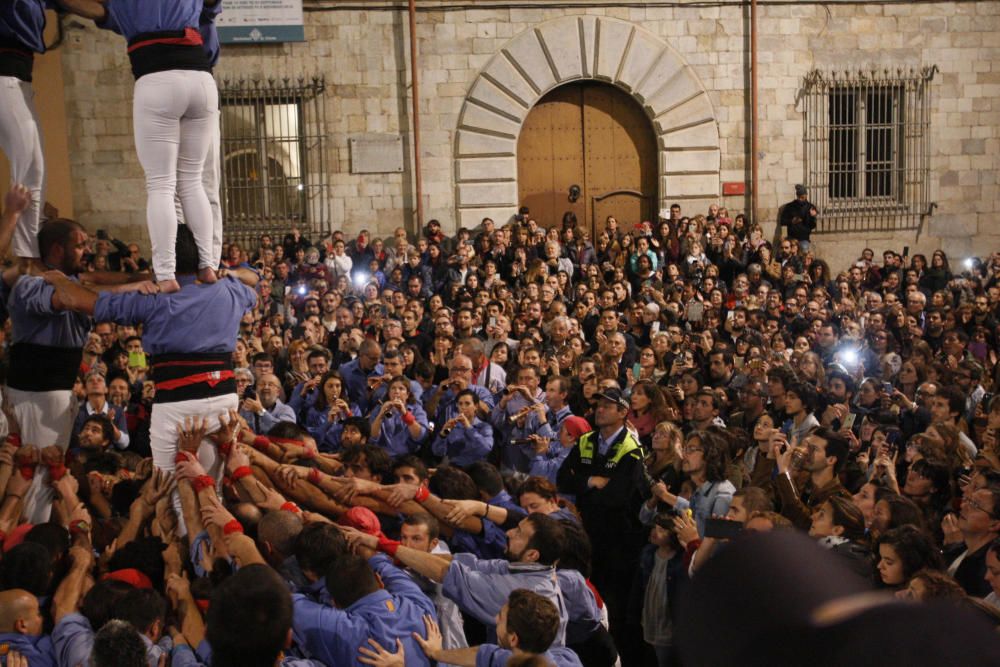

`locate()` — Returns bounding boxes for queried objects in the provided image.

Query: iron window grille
[218,76,330,248]
[803,66,936,233]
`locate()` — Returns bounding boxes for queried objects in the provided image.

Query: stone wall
[57,1,999,271]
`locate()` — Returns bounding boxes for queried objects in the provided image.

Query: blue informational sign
[217,0,306,44]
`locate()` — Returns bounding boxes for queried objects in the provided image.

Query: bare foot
[157,279,180,294]
[198,267,218,284]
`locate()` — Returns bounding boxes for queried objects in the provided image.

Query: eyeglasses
[963,495,998,519]
[451,366,473,372]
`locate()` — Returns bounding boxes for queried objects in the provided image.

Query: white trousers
[150,393,238,532]
[0,76,45,259]
[5,386,76,523]
[133,70,219,281]
[174,101,222,267]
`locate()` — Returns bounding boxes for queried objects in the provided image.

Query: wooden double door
[517,81,658,240]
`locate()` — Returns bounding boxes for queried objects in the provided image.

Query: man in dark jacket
[779,184,818,251]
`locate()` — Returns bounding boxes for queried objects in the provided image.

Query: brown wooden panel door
[517,82,656,236]
[516,86,588,229]
[583,84,657,240]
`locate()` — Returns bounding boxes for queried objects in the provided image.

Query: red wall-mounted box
[722,182,746,196]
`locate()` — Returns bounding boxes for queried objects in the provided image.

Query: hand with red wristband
[339,524,382,558]
[225,444,252,476]
[14,444,38,481]
[384,482,424,508]
[209,409,243,455]
[175,452,208,481]
[200,493,237,531]
[41,445,67,481]
[177,415,208,459]
[274,464,311,490]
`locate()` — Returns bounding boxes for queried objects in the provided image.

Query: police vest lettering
[577,430,641,469]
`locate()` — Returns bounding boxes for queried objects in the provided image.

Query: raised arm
[44,271,99,314]
[56,0,109,21]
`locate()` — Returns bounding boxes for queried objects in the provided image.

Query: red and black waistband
[126,28,210,80]
[152,352,235,404]
[0,37,33,82]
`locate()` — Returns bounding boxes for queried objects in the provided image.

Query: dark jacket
[775,473,851,530]
[779,198,817,241]
[628,543,688,626]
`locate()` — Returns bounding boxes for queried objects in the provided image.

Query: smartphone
[726,310,735,322]
[882,382,894,394]
[703,517,744,540]
[842,412,857,431]
[96,229,108,240]
[511,438,534,446]
[489,316,497,328]
[633,362,642,378]
[127,351,147,368]
[903,246,909,257]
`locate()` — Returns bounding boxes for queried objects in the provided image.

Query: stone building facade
[55,0,999,269]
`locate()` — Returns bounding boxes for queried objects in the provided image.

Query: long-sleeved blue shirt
[0,1,54,53]
[93,275,256,355]
[240,398,297,434]
[291,554,437,667]
[5,275,91,348]
[371,402,428,459]
[475,644,583,667]
[432,418,493,466]
[339,358,384,414]
[99,0,203,42]
[0,632,55,667]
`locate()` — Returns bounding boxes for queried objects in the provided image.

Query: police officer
[556,387,645,666]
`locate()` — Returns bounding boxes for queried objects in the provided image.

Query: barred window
[219,77,330,247]
[804,67,936,233]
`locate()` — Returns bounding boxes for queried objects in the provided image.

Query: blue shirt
[476,644,583,667]
[291,554,436,667]
[371,402,429,459]
[94,275,256,355]
[240,398,297,434]
[0,632,55,667]
[52,613,94,667]
[447,518,508,560]
[100,0,203,42]
[442,554,567,646]
[339,358,384,413]
[432,418,493,467]
[6,275,91,347]
[0,1,54,53]
[432,385,496,426]
[171,641,325,667]
[199,0,221,67]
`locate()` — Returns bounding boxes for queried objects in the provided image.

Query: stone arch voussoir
[454,15,722,229]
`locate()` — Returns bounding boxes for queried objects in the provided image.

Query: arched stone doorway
[454,15,722,230]
[517,81,658,239]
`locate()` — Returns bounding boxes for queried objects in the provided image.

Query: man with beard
[2,205,150,521]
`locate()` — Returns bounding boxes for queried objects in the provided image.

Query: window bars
[803,66,936,234]
[218,76,330,249]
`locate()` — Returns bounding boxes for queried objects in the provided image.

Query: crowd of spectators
[2,190,1000,666]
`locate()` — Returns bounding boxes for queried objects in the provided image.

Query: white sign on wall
[218,0,305,44]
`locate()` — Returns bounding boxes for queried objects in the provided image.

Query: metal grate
[218,76,330,249]
[803,66,936,234]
